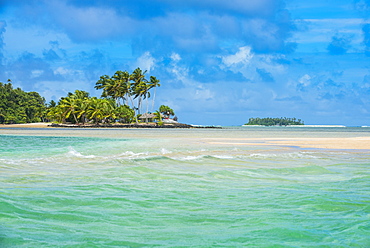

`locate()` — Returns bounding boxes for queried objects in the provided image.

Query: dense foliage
[245,117,304,126]
[47,68,167,125]
[95,68,160,123]
[47,90,135,124]
[1,69,172,125]
[0,82,46,124]
[159,105,175,118]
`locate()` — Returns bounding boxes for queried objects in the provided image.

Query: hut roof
[139,113,156,119]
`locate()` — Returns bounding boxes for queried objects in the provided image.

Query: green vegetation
[46,90,135,124]
[159,105,175,118]
[245,117,304,126]
[0,81,46,124]
[0,68,175,125]
[94,68,161,123]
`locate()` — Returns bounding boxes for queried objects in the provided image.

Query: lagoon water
[0,127,369,247]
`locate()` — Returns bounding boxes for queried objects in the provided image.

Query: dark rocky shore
[49,123,221,129]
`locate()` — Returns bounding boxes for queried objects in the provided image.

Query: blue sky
[1,0,370,126]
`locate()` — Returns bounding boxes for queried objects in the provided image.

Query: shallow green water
[0,127,369,247]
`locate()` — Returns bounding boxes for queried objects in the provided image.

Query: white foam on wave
[248,152,318,159]
[213,155,235,159]
[117,151,150,159]
[67,147,96,159]
[175,155,205,161]
[172,154,236,161]
[160,148,172,154]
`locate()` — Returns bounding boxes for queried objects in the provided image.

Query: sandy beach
[205,137,370,150]
[0,122,52,128]
[1,123,370,150]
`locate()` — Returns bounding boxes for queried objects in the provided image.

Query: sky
[1,0,370,126]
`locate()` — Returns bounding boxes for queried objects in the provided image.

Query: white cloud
[134,52,155,72]
[194,85,214,100]
[170,53,181,62]
[222,46,253,66]
[54,67,71,76]
[299,74,311,86]
[31,70,44,78]
[46,1,138,41]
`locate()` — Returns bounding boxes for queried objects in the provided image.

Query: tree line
[245,117,304,126]
[0,81,46,124]
[0,68,175,125]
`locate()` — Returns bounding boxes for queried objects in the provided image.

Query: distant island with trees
[244,117,304,126]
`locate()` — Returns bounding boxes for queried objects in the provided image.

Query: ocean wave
[248,152,319,159]
[67,147,96,158]
[173,155,205,161]
[118,151,149,158]
[160,148,172,154]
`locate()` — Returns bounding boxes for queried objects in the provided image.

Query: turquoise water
[0,127,369,247]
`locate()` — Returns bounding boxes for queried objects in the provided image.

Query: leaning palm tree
[130,68,148,123]
[95,75,112,98]
[76,97,91,125]
[59,96,80,124]
[85,98,116,124]
[148,76,160,112]
[111,70,131,106]
[130,68,147,111]
[133,80,151,115]
[121,71,135,107]
[47,105,64,123]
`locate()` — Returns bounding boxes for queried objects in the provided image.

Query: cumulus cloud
[134,52,156,72]
[222,46,253,67]
[6,51,63,90]
[299,74,311,87]
[52,2,140,42]
[170,53,181,62]
[2,0,370,125]
[4,0,295,55]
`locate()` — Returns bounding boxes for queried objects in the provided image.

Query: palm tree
[93,68,163,124]
[115,104,135,123]
[94,75,112,98]
[133,80,151,115]
[76,97,91,125]
[74,90,89,100]
[130,68,147,113]
[112,71,131,106]
[59,96,80,124]
[148,76,160,112]
[85,98,116,124]
[130,68,148,123]
[47,105,64,123]
[66,90,89,124]
[159,105,175,119]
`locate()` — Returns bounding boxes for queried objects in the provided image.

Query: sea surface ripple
[0,127,369,247]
